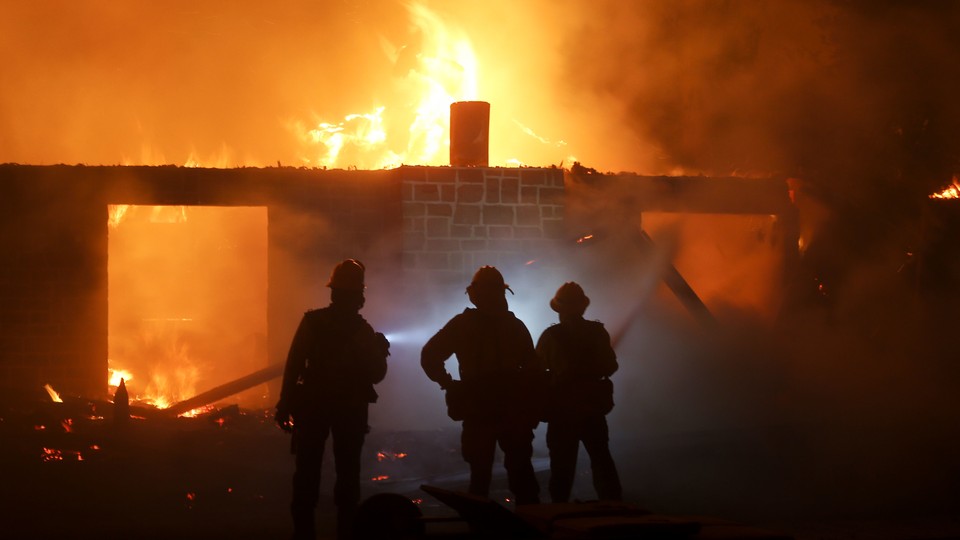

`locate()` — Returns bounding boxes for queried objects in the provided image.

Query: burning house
[2,1,960,539]
[0,161,799,411]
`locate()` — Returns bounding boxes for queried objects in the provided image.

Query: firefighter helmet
[550,281,590,314]
[466,265,513,294]
[326,259,365,291]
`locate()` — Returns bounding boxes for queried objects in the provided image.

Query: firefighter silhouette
[275,259,390,540]
[536,282,622,502]
[421,266,542,504]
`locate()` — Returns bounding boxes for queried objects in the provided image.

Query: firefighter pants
[461,417,540,504]
[546,413,622,503]
[290,404,368,538]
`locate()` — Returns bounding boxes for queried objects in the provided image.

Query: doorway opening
[107,205,268,412]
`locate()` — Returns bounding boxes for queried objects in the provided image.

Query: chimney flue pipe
[449,101,490,167]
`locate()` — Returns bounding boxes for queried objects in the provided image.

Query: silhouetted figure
[537,282,622,502]
[275,259,389,540]
[113,378,129,427]
[421,266,542,504]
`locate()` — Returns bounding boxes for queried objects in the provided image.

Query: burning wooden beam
[164,363,284,417]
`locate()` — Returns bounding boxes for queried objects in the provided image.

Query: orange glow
[371,475,390,482]
[576,234,594,244]
[929,176,960,199]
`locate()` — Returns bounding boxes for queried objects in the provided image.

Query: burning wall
[0,164,569,409]
[0,162,796,420]
[0,165,402,404]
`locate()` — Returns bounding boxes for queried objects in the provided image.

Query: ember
[377,451,409,462]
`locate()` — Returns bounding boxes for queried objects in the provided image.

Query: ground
[2,401,958,540]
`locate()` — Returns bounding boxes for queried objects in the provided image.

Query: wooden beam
[164,363,284,417]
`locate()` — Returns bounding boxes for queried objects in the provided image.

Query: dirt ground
[2,400,958,540]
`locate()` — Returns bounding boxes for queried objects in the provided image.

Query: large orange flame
[293,2,478,169]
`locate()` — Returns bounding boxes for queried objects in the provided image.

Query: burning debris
[929,176,960,199]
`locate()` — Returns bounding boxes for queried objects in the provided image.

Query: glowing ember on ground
[376,451,408,461]
[41,448,83,462]
[576,234,595,244]
[371,475,390,482]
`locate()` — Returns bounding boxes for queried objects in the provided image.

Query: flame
[929,176,960,199]
[108,367,134,388]
[295,2,477,169]
[371,475,390,482]
[576,234,594,244]
[43,384,63,403]
[108,205,131,229]
[108,205,188,229]
[109,354,199,411]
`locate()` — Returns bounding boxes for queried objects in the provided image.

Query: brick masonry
[398,166,566,286]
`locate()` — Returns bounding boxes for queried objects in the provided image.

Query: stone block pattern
[399,166,565,286]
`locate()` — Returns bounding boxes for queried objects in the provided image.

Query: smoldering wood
[164,362,284,417]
